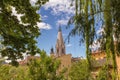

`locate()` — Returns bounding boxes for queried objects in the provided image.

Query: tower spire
[59,25,61,32]
[56,26,66,57]
[50,47,54,57]
[50,47,54,53]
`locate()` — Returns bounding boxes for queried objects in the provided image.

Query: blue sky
[34,0,86,57]
[9,0,104,59]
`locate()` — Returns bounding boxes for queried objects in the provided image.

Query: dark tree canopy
[0,0,48,66]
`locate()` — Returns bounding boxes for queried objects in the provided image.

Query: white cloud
[30,0,75,26]
[30,0,38,6]
[56,15,72,26]
[11,7,24,21]
[57,19,68,26]
[43,0,75,15]
[11,6,51,30]
[97,27,105,35]
[66,44,72,47]
[90,40,100,49]
[37,22,52,30]
[43,15,48,18]
[43,0,75,26]
[11,6,30,26]
[97,28,104,34]
[62,33,67,37]
[41,15,48,20]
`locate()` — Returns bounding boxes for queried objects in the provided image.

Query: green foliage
[0,50,66,80]
[68,0,97,71]
[0,65,11,80]
[8,66,29,80]
[0,64,29,80]
[97,65,111,80]
[28,50,65,80]
[69,0,120,79]
[0,0,48,66]
[111,0,120,56]
[103,0,117,79]
[69,60,94,80]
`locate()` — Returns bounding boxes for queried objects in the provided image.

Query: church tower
[55,26,66,57]
[50,47,54,57]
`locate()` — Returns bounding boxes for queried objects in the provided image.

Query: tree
[28,50,65,80]
[69,60,94,80]
[0,58,29,80]
[0,0,48,66]
[0,65,11,80]
[0,65,29,80]
[97,0,120,79]
[103,0,117,79]
[8,66,29,80]
[97,65,112,80]
[68,0,120,79]
[0,51,66,80]
[68,0,98,75]
[111,0,120,40]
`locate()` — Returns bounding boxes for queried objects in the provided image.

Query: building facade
[91,50,120,79]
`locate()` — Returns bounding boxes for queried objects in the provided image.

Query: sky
[34,0,86,57]
[2,0,106,62]
[11,0,103,58]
